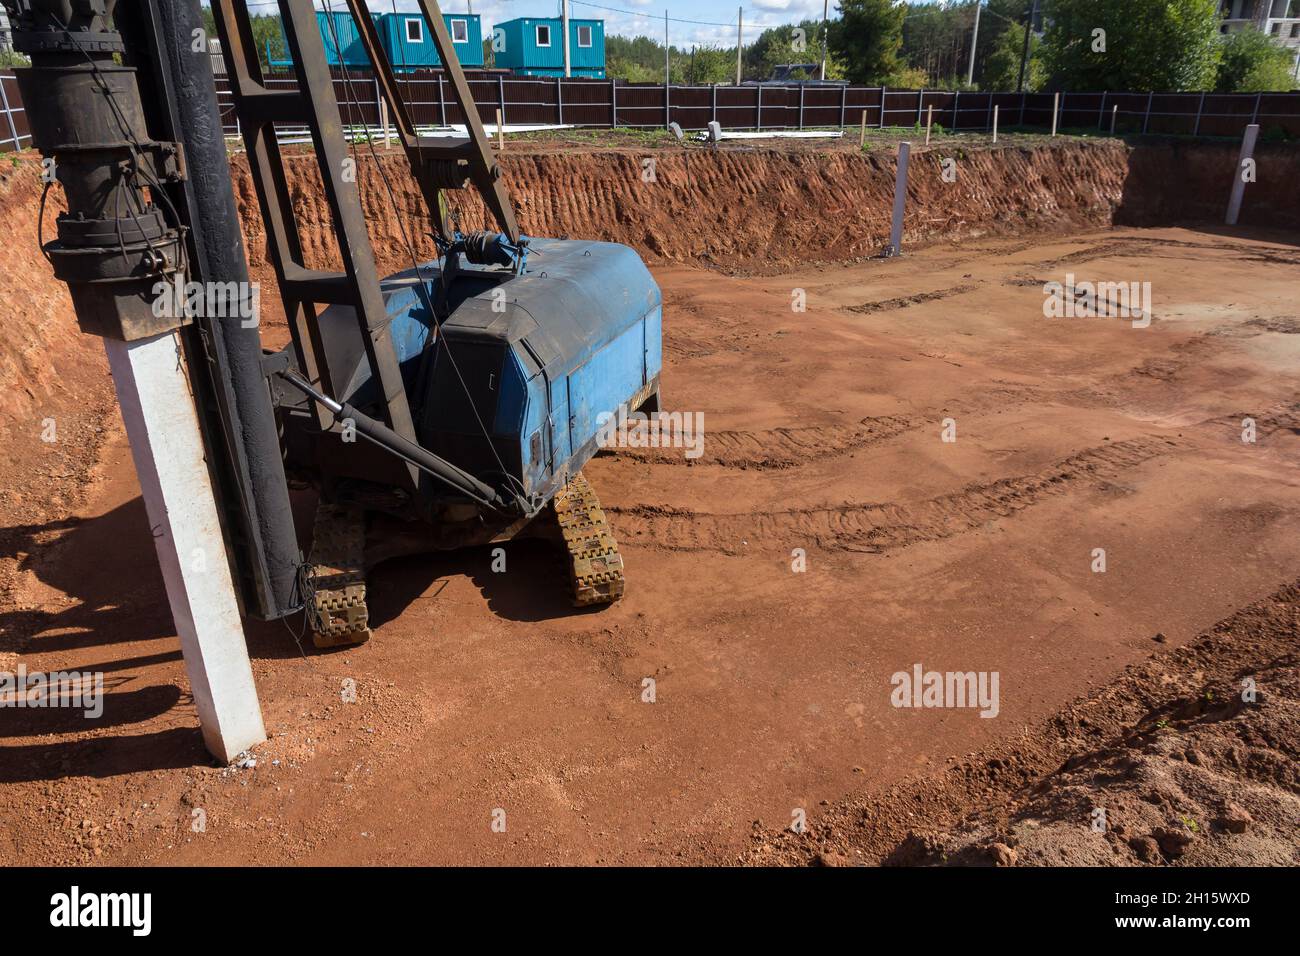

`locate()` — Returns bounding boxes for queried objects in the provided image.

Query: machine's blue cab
[317,237,661,506]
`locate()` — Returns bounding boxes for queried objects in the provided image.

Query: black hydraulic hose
[277,370,525,517]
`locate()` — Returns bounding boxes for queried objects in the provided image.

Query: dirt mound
[745,581,1300,867]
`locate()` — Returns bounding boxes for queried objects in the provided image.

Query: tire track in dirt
[607,436,1182,554]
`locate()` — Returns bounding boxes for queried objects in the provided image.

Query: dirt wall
[230,138,1300,280]
[1118,139,1300,228]
[0,165,83,434]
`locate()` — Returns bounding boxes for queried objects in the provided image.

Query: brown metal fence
[5,66,1300,152]
[0,72,32,152]
[214,72,1300,140]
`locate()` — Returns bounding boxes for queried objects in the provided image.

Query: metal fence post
[0,74,21,152]
[916,88,924,125]
[498,75,506,127]
[1193,91,1205,136]
[1097,91,1106,130]
[1019,90,1026,126]
[879,85,887,128]
[664,76,669,129]
[798,84,804,130]
[1226,123,1260,225]
[986,92,993,131]
[840,84,846,128]
[438,73,446,127]
[1250,90,1262,125]
[953,89,959,130]
[756,84,761,131]
[558,76,564,126]
[611,78,618,127]
[712,83,717,127]
[887,141,911,257]
[1142,91,1153,134]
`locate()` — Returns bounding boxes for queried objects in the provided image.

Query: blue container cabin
[271,10,484,71]
[379,11,484,69]
[492,17,605,79]
[274,10,377,69]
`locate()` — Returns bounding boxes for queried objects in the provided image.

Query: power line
[569,0,739,30]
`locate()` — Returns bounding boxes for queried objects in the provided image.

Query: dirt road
[2,225,1298,865]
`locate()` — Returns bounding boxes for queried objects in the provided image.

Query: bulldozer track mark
[1208,402,1300,440]
[1243,316,1300,335]
[846,283,981,315]
[607,436,1182,554]
[1025,237,1300,273]
[1030,240,1157,269]
[604,414,917,469]
[604,385,1040,470]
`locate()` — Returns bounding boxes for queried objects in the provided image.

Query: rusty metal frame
[342,0,519,243]
[210,0,420,489]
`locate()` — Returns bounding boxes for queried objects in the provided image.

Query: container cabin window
[451,19,468,43]
[406,18,423,43]
[577,25,592,48]
[536,24,551,47]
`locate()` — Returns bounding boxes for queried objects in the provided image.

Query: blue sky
[286,0,835,49]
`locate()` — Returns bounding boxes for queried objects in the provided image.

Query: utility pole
[1017,0,1038,92]
[736,7,743,85]
[966,0,981,87]
[664,11,669,86]
[819,0,829,81]
[562,0,571,78]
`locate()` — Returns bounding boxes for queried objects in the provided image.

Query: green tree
[606,34,675,83]
[605,35,748,85]
[201,8,285,70]
[901,0,973,87]
[983,21,1044,91]
[1040,0,1221,92]
[830,0,906,85]
[1215,28,1297,93]
[971,0,1038,88]
[687,45,739,85]
[745,19,830,80]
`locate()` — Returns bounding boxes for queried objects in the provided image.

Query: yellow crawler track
[552,472,625,607]
[305,502,371,648]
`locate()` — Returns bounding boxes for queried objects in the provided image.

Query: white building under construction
[1220,0,1300,73]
